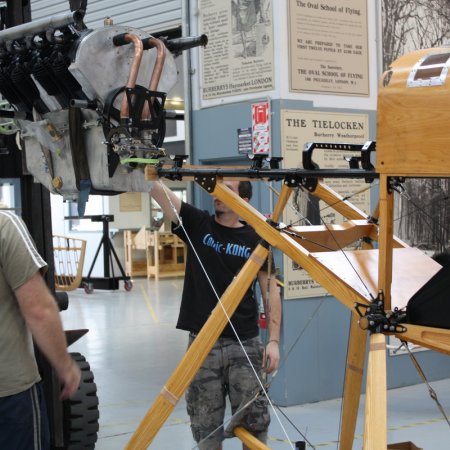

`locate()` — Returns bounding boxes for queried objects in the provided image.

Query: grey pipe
[0,11,80,43]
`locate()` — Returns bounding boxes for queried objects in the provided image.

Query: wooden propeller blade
[339,314,367,450]
[363,333,387,450]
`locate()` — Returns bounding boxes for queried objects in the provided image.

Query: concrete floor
[61,277,450,450]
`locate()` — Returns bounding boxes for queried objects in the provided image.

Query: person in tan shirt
[0,211,81,449]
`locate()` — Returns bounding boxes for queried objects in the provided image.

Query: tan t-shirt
[0,211,47,396]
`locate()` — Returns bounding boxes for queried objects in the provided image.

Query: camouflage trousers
[186,334,270,450]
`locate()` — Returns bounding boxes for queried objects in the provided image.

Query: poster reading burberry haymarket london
[200,0,274,100]
[281,110,370,299]
[288,0,369,95]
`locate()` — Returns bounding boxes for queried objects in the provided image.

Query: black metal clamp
[355,291,407,334]
[303,141,376,185]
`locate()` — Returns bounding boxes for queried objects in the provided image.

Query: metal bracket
[284,174,304,187]
[283,174,317,192]
[302,141,376,192]
[268,156,283,169]
[171,154,188,168]
[355,291,407,334]
[195,174,217,193]
[303,141,376,172]
[249,154,268,169]
[387,176,406,194]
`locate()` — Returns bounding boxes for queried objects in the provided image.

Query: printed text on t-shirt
[202,233,251,258]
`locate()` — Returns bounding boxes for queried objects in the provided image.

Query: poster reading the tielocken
[281,109,371,299]
[288,0,369,95]
[200,0,274,101]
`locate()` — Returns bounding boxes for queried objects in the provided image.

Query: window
[0,179,21,214]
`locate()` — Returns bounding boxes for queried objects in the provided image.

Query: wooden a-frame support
[125,166,450,449]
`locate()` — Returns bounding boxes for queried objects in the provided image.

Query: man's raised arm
[149,181,182,225]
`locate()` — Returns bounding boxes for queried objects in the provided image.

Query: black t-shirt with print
[173,202,264,339]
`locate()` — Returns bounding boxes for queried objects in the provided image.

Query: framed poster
[281,109,371,298]
[200,0,274,101]
[288,0,369,95]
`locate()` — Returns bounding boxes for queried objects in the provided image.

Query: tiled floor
[61,278,450,449]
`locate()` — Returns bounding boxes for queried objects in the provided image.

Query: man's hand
[263,340,280,373]
[58,358,81,399]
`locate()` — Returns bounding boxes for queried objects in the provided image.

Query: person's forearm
[260,275,281,342]
[260,275,282,373]
[267,288,281,343]
[16,274,73,376]
[149,181,181,224]
[27,301,73,374]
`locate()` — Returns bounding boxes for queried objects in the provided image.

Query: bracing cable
[401,341,450,427]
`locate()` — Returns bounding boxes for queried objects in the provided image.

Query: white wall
[31,0,182,32]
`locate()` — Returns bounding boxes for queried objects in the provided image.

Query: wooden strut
[131,167,450,450]
[363,332,387,450]
[125,243,269,449]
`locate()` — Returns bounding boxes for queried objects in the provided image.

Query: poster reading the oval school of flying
[288,0,369,96]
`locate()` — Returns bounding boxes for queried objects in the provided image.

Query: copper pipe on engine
[117,33,144,120]
[141,37,166,120]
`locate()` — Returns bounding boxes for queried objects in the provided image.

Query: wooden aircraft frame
[123,43,450,450]
[120,148,450,450]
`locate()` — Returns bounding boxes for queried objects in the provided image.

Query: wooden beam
[396,325,450,356]
[234,427,271,450]
[125,244,270,449]
[313,181,369,220]
[363,333,387,450]
[287,221,377,252]
[339,314,367,450]
[377,175,394,310]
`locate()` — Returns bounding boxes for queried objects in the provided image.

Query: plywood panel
[313,247,441,309]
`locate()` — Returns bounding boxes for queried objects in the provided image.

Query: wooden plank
[287,221,377,252]
[363,333,387,450]
[233,427,271,449]
[397,324,450,356]
[313,247,441,309]
[378,174,395,310]
[339,314,367,450]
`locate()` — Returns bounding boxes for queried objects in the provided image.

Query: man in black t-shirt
[150,179,281,449]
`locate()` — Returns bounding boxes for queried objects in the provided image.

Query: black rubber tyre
[63,353,99,449]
